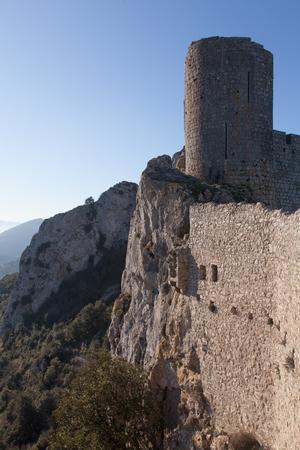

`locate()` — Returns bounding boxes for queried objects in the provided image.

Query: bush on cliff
[49,349,159,450]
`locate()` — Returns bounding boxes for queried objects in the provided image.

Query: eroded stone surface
[109,153,300,450]
[2,181,137,330]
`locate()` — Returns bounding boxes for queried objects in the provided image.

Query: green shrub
[65,301,111,344]
[49,349,160,450]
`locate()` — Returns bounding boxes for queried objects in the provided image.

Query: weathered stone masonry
[184,37,300,211]
[186,203,300,450]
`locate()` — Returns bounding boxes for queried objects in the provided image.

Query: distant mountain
[0,221,19,234]
[0,259,19,279]
[0,219,43,277]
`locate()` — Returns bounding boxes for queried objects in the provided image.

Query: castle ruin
[184,37,300,211]
[109,37,300,450]
[183,38,300,449]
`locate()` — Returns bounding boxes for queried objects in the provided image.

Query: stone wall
[184,37,273,197]
[271,130,300,211]
[184,36,300,212]
[189,202,300,449]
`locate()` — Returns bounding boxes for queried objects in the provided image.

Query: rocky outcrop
[109,155,195,365]
[109,156,252,450]
[172,147,186,172]
[2,182,137,330]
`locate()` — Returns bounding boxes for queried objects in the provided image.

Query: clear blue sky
[1,0,300,222]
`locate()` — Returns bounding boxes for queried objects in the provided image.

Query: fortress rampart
[185,202,300,449]
[184,37,300,211]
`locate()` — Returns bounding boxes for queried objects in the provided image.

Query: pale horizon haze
[1,0,300,222]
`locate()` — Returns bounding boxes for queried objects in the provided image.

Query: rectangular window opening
[247,71,250,104]
[199,265,206,280]
[211,264,218,282]
[225,123,228,160]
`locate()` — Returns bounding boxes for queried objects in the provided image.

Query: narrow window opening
[225,122,228,160]
[247,71,250,104]
[199,265,206,280]
[211,264,218,282]
[231,306,238,315]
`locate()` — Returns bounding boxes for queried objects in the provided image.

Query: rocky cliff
[2,181,137,331]
[109,155,253,450]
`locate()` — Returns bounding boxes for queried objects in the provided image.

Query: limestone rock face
[109,156,243,449]
[2,181,137,330]
[109,155,194,365]
[172,147,186,172]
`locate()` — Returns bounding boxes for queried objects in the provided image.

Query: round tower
[184,37,273,186]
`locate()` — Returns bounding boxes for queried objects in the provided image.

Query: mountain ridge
[0,220,19,234]
[0,219,43,278]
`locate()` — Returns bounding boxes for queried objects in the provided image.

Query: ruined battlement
[184,37,300,211]
[190,36,267,51]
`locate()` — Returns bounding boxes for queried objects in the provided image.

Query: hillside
[0,182,138,448]
[1,182,137,331]
[0,278,112,449]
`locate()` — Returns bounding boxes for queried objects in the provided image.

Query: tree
[7,395,44,446]
[49,349,160,450]
[84,196,95,206]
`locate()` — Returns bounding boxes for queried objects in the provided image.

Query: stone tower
[184,37,273,189]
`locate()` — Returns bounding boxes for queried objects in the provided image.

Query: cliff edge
[2,181,137,331]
